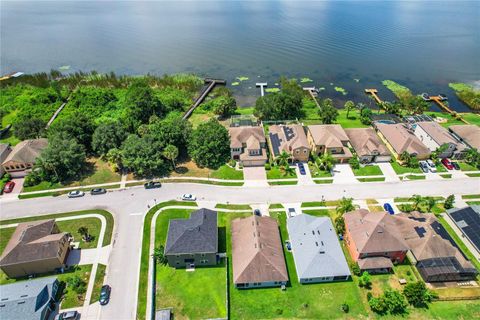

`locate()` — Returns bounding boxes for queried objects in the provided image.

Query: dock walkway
[365,88,383,104]
[182,78,226,120]
[303,87,321,109]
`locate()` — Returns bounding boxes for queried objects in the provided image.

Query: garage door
[8,171,27,178]
[242,160,266,167]
[374,155,392,163]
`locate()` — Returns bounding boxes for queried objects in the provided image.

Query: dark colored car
[441,158,454,170]
[253,209,261,216]
[419,161,429,173]
[90,188,107,195]
[285,241,292,251]
[298,162,306,175]
[99,284,111,305]
[54,311,79,320]
[3,181,15,193]
[451,161,460,170]
[144,181,162,189]
[383,203,395,215]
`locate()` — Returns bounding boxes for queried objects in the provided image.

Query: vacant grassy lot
[171,161,243,180]
[56,217,102,249]
[353,165,383,176]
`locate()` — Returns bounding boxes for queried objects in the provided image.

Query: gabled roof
[287,214,351,279]
[375,123,430,156]
[308,124,349,148]
[2,138,47,165]
[232,216,288,284]
[165,209,218,254]
[358,256,393,270]
[449,125,480,150]
[345,128,390,157]
[268,124,310,156]
[0,276,58,320]
[229,126,266,149]
[416,122,459,147]
[0,220,67,267]
[344,209,409,254]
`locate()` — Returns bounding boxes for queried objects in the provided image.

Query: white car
[68,190,85,198]
[181,194,196,201]
[426,160,437,173]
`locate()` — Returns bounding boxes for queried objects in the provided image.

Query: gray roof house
[287,214,351,284]
[0,276,60,320]
[164,208,218,268]
[0,143,12,177]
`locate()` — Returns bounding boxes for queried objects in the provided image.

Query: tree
[254,77,303,120]
[341,303,349,313]
[92,121,127,156]
[106,148,123,172]
[77,226,91,242]
[464,148,480,168]
[13,117,46,140]
[403,281,437,307]
[336,197,356,214]
[124,79,164,129]
[444,194,455,209]
[152,245,168,265]
[344,100,355,119]
[121,134,170,177]
[424,196,437,212]
[36,132,87,183]
[275,151,290,166]
[350,262,361,276]
[49,112,95,153]
[335,216,345,235]
[383,289,408,314]
[211,96,237,118]
[316,152,336,172]
[349,157,360,170]
[410,194,424,211]
[163,144,179,170]
[381,101,402,116]
[360,107,373,125]
[368,297,387,314]
[358,271,372,289]
[318,98,338,124]
[281,165,296,177]
[188,119,230,169]
[399,151,411,165]
[148,114,192,151]
[66,275,87,295]
[403,96,429,115]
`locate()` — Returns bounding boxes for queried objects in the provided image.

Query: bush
[444,194,455,209]
[349,157,360,170]
[341,303,349,313]
[264,163,271,170]
[228,159,236,167]
[350,262,361,276]
[23,172,42,187]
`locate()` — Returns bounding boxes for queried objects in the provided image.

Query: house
[343,209,409,274]
[0,143,12,177]
[0,276,60,320]
[164,208,218,268]
[228,126,268,167]
[307,125,353,163]
[287,214,351,283]
[268,124,310,162]
[1,138,48,177]
[374,123,430,160]
[231,216,288,288]
[448,125,480,151]
[413,121,466,159]
[345,128,391,163]
[447,205,480,253]
[396,212,477,282]
[0,220,70,278]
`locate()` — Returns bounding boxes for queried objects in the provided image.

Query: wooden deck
[428,95,469,124]
[365,88,383,104]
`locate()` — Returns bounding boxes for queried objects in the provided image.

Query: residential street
[0,178,479,320]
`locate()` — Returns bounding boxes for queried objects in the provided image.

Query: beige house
[268,124,310,162]
[413,122,466,159]
[1,138,48,177]
[345,128,391,163]
[375,123,430,160]
[448,125,480,151]
[0,220,70,278]
[229,126,268,167]
[307,124,352,163]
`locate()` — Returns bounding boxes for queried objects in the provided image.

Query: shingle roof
[165,209,218,254]
[268,124,310,156]
[231,216,288,284]
[0,220,67,267]
[2,138,47,165]
[375,123,430,156]
[287,214,351,280]
[308,124,349,148]
[416,122,459,147]
[449,125,480,149]
[358,256,393,270]
[0,276,58,320]
[345,128,390,157]
[229,126,266,149]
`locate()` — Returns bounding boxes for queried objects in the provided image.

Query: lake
[1,1,479,110]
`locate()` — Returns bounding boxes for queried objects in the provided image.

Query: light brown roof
[375,123,430,156]
[344,209,409,254]
[416,122,459,147]
[345,128,390,157]
[358,256,394,270]
[308,124,349,148]
[231,216,288,284]
[449,125,480,149]
[229,126,266,149]
[268,124,309,155]
[2,138,48,165]
[0,220,68,266]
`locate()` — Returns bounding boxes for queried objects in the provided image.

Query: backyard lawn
[353,165,383,176]
[90,264,107,304]
[300,100,368,129]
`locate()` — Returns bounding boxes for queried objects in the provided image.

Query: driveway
[295,162,315,185]
[243,166,268,187]
[377,163,400,182]
[332,164,357,184]
[66,246,111,266]
[1,177,24,199]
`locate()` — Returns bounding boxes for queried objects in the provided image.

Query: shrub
[349,157,360,170]
[350,262,361,276]
[228,159,236,167]
[264,163,271,170]
[341,303,349,313]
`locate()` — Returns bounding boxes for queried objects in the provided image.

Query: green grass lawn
[459,162,478,171]
[314,179,334,184]
[300,101,368,129]
[462,194,480,199]
[59,264,93,309]
[0,228,15,253]
[269,180,298,185]
[235,107,255,115]
[390,162,422,174]
[466,173,480,177]
[56,218,102,249]
[466,201,480,206]
[405,174,426,180]
[301,201,327,208]
[308,163,332,177]
[357,177,386,182]
[215,203,251,210]
[90,264,107,304]
[435,164,448,173]
[266,166,297,179]
[269,203,284,209]
[210,165,244,180]
[353,165,383,176]
[440,174,452,179]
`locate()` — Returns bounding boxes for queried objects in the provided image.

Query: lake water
[1,1,479,110]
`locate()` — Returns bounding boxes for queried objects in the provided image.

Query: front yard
[353,165,383,176]
[390,161,422,175]
[170,161,243,180]
[266,166,297,179]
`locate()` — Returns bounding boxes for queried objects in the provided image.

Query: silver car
[426,160,437,173]
[68,190,85,198]
[181,194,196,201]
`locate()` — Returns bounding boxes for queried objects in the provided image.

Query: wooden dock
[182,78,226,120]
[256,83,267,96]
[365,89,383,104]
[303,87,321,109]
[426,95,469,124]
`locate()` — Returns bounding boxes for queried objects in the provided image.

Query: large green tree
[403,281,436,307]
[211,96,237,118]
[188,119,230,169]
[49,112,95,153]
[318,98,338,124]
[148,113,192,150]
[124,79,165,129]
[254,77,303,120]
[13,117,46,140]
[92,121,127,156]
[121,134,169,178]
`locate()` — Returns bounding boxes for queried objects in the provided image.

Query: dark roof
[447,206,480,252]
[0,220,67,266]
[165,209,218,255]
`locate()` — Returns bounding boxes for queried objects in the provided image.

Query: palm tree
[344,100,355,119]
[409,194,424,211]
[424,197,437,212]
[152,245,168,265]
[276,151,290,167]
[281,165,296,177]
[163,144,179,170]
[399,151,411,165]
[316,152,336,172]
[336,197,357,215]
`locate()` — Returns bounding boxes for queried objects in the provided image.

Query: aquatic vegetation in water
[274,83,279,86]
[382,80,412,101]
[334,87,348,95]
[318,87,326,91]
[231,82,240,86]
[449,82,480,110]
[330,83,334,86]
[300,77,313,83]
[236,76,249,81]
[265,88,280,93]
[354,78,360,83]
[59,65,70,71]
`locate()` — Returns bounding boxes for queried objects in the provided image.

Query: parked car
[287,208,296,218]
[54,311,80,320]
[383,203,395,215]
[144,181,161,189]
[419,161,429,173]
[90,188,107,195]
[253,209,261,216]
[426,160,437,173]
[451,161,460,170]
[285,240,292,251]
[68,190,85,198]
[99,284,111,305]
[441,158,454,170]
[181,193,196,201]
[3,181,15,193]
[297,162,306,175]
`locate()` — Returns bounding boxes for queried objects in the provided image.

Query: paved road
[1,178,479,320]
